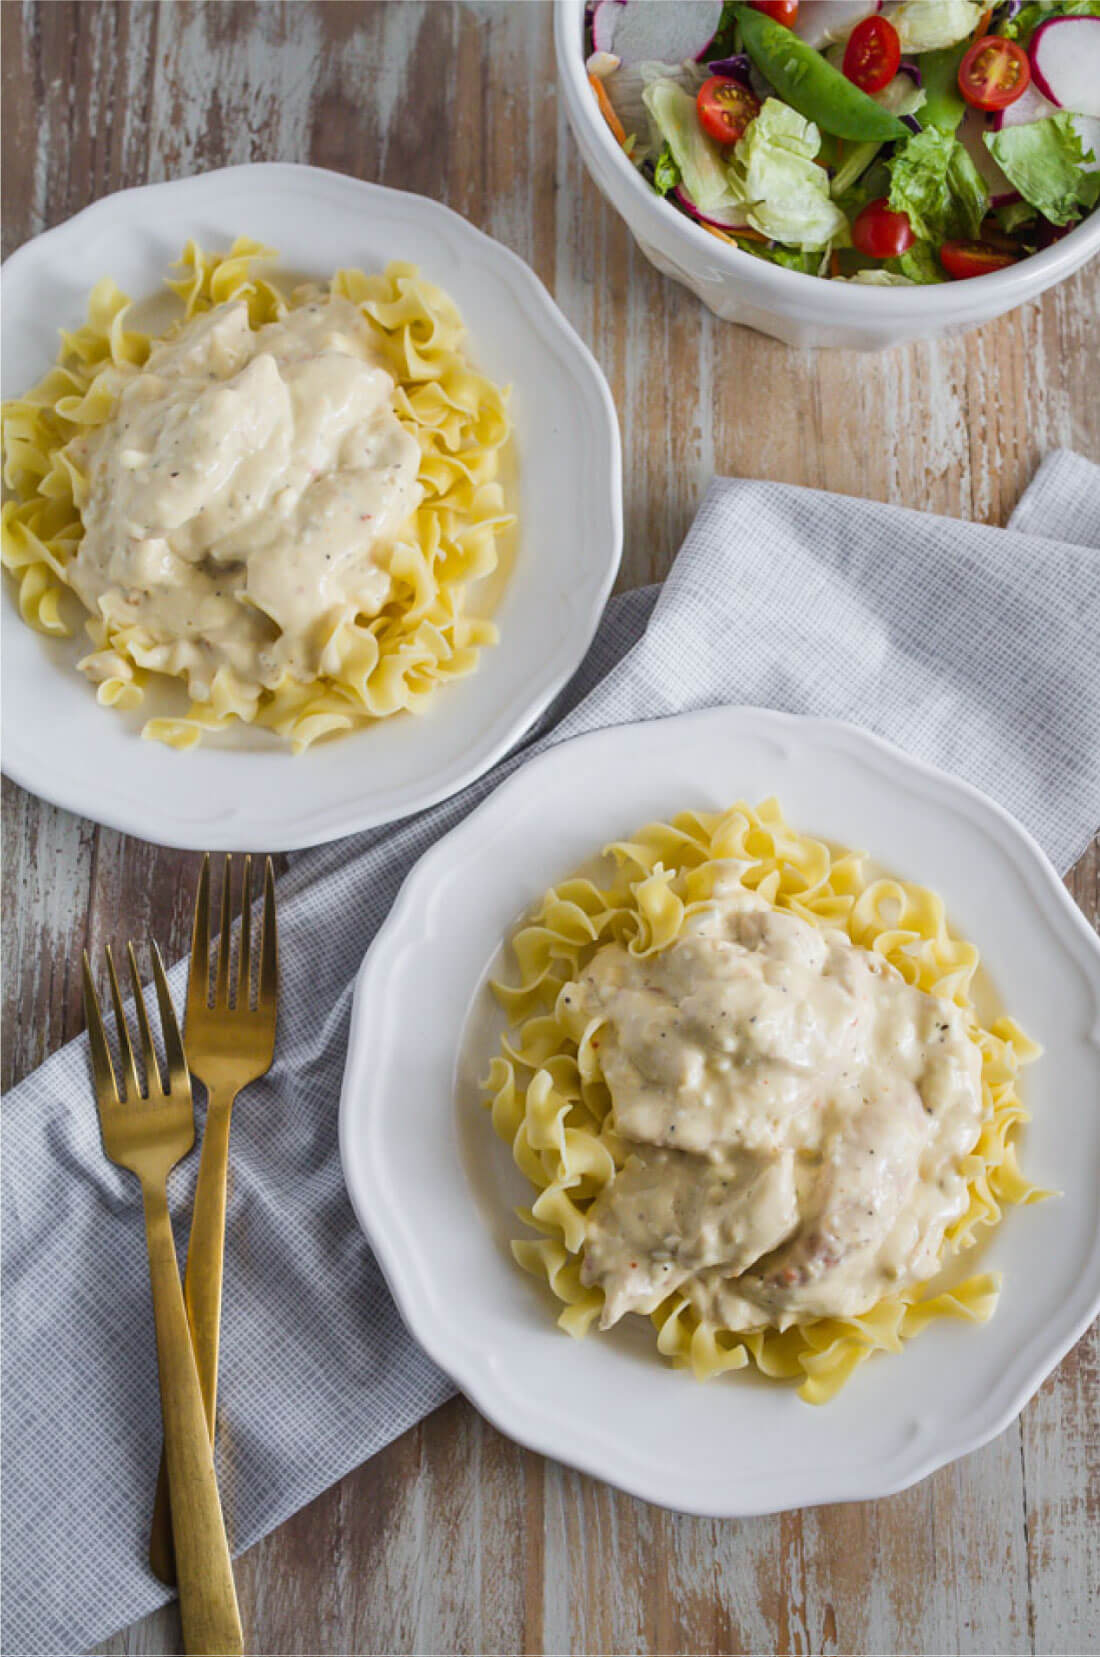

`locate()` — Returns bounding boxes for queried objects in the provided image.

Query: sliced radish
[993,80,1060,130]
[673,185,752,230]
[794,1,881,51]
[1070,112,1100,174]
[1030,15,1100,118]
[598,58,708,149]
[591,0,624,55]
[958,107,1019,205]
[592,0,723,65]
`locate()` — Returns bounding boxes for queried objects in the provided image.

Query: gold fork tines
[83,947,242,1656]
[149,854,279,1587]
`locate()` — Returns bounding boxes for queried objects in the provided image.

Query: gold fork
[149,854,279,1585]
[82,945,242,1656]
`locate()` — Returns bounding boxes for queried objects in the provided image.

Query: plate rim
[338,702,1100,1517]
[1,162,623,849]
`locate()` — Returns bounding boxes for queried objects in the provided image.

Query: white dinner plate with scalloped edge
[339,704,1100,1518]
[1,164,621,849]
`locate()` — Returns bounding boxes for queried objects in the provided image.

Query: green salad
[585,0,1100,281]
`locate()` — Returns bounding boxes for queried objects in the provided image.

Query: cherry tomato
[939,240,1020,278]
[842,16,901,94]
[749,1,798,24]
[696,76,762,145]
[851,198,916,259]
[957,35,1030,111]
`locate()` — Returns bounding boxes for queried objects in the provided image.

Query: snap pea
[733,5,910,143]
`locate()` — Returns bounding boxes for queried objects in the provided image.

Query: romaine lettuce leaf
[890,0,985,51]
[986,114,1100,225]
[945,140,990,235]
[995,199,1041,234]
[643,80,739,212]
[886,126,989,241]
[903,241,944,280]
[736,240,824,274]
[891,240,944,282]
[728,99,849,248]
[653,143,682,197]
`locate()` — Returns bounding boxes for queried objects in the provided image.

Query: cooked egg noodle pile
[483,798,1044,1403]
[1,238,513,750]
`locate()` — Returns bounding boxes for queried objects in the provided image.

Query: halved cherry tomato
[939,240,1020,278]
[842,15,901,94]
[697,76,762,145]
[851,198,915,259]
[957,35,1030,111]
[749,1,798,24]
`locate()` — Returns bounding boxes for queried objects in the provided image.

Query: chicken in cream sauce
[567,875,984,1332]
[69,295,421,698]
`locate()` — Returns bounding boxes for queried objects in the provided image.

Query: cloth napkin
[4,451,1099,1655]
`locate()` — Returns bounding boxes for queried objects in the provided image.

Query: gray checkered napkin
[3,452,1098,1652]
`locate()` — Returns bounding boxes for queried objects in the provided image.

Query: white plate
[339,705,1100,1518]
[1,164,621,849]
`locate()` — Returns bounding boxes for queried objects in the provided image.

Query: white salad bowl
[554,0,1100,350]
[1,164,622,849]
[339,704,1100,1518]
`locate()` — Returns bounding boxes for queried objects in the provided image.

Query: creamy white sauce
[570,874,983,1332]
[69,295,421,697]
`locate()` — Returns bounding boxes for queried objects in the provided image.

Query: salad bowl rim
[555,0,1100,313]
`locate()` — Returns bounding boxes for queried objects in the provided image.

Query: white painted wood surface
[2,3,1097,1651]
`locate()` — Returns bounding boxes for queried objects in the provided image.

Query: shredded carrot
[701,222,769,247]
[589,74,627,148]
[974,7,993,39]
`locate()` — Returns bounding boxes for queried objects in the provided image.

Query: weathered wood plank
[3,3,1096,1654]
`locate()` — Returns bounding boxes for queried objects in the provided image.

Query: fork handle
[150,1090,235,1586]
[143,1182,243,1655]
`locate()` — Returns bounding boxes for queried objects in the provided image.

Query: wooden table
[3,4,1097,1652]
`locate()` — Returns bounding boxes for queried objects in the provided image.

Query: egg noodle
[1,239,513,751]
[483,798,1045,1403]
